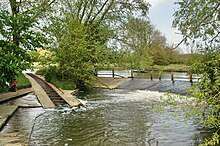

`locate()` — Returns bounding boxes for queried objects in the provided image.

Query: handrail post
[171,72,174,83]
[150,71,153,80]
[131,69,134,78]
[159,71,162,81]
[189,73,192,83]
[112,68,114,78]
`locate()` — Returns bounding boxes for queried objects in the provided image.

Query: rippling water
[29,89,211,146]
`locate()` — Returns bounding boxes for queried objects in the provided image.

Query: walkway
[0,88,34,130]
[0,88,33,103]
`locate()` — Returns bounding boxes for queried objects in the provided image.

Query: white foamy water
[109,90,195,103]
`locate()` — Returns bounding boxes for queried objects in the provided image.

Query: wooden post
[150,71,153,80]
[131,69,134,78]
[171,72,174,83]
[189,73,192,83]
[159,71,162,81]
[112,68,114,78]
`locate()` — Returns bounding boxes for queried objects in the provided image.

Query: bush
[44,66,60,82]
[42,66,77,90]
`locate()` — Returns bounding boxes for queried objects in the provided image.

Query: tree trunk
[10,0,19,47]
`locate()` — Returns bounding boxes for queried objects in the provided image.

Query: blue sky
[146,0,186,52]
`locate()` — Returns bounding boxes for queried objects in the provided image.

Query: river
[28,88,211,146]
[0,71,212,146]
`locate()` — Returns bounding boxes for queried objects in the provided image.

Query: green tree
[46,0,151,89]
[119,18,153,69]
[172,0,220,145]
[0,0,53,92]
[148,30,178,65]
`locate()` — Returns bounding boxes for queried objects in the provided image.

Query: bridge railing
[97,69,201,83]
[97,69,125,78]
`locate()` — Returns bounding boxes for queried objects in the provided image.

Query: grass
[16,73,31,89]
[50,79,76,90]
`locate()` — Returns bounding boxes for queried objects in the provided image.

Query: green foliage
[125,18,154,69]
[0,1,49,90]
[29,49,56,68]
[44,66,76,90]
[0,72,31,93]
[0,43,29,87]
[37,67,76,90]
[202,133,220,146]
[35,69,47,76]
[149,47,179,65]
[44,66,60,83]
[190,55,220,145]
[173,0,220,52]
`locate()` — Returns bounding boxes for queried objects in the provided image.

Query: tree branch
[84,0,96,25]
[89,0,109,25]
[76,0,83,20]
[95,0,115,27]
[80,0,89,23]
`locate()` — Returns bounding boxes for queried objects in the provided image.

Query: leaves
[173,0,220,52]
[0,0,50,91]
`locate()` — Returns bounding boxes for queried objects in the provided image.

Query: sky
[146,0,187,53]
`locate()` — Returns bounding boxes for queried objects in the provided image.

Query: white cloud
[145,0,173,8]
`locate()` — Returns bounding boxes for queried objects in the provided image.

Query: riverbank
[0,73,31,94]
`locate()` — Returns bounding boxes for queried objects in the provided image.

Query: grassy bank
[16,73,31,89]
[147,64,189,72]
[49,79,76,90]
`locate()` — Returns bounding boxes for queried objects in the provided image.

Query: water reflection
[29,89,211,146]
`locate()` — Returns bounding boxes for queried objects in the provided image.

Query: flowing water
[0,71,211,146]
[28,88,212,146]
